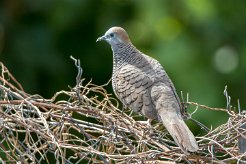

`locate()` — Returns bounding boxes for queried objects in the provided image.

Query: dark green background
[1,0,245,128]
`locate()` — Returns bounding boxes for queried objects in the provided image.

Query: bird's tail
[158,109,199,153]
[151,86,198,153]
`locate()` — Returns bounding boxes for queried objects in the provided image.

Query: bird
[96,26,198,153]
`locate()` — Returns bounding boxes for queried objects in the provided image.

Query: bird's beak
[96,35,107,42]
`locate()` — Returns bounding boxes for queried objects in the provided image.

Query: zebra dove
[96,27,198,153]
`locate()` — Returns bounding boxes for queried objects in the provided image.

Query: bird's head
[96,27,131,47]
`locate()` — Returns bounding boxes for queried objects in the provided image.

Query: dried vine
[0,61,245,164]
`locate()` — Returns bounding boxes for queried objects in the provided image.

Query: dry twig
[0,61,245,163]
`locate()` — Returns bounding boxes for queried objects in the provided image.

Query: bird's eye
[109,33,114,37]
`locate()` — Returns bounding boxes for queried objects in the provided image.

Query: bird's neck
[112,43,138,70]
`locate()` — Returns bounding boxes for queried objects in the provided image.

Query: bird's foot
[136,119,152,127]
[135,119,154,135]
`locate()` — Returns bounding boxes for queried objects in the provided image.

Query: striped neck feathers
[112,43,139,68]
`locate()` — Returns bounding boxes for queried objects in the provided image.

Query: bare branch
[0,62,245,163]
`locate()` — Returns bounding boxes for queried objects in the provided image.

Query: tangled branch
[0,61,245,163]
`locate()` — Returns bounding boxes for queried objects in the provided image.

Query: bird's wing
[114,64,158,120]
[146,56,183,112]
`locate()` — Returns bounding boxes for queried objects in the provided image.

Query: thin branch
[0,62,244,163]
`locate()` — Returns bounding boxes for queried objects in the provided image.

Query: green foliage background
[1,0,245,129]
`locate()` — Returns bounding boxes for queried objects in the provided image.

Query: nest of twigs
[0,59,245,164]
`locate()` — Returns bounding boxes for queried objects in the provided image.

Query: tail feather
[151,86,198,153]
[159,112,199,153]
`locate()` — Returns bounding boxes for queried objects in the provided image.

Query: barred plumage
[97,26,198,153]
